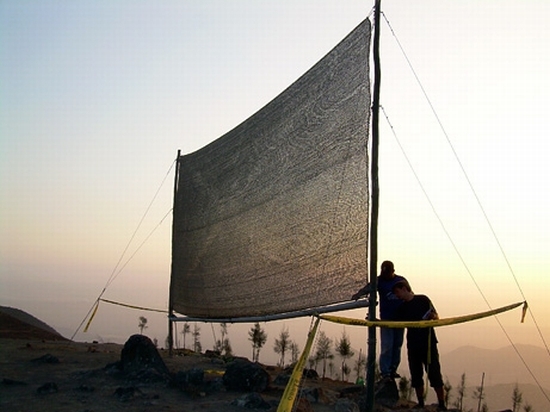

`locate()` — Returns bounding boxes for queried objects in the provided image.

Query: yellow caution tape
[83,300,100,332]
[320,301,526,328]
[204,369,225,376]
[277,317,320,412]
[83,298,168,333]
[99,298,168,313]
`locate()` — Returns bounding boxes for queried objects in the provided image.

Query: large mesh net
[170,19,371,319]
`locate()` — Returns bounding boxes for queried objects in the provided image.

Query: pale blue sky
[1,0,549,385]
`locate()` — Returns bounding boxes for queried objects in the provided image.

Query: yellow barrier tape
[521,301,528,323]
[99,298,168,313]
[320,301,526,328]
[204,369,225,376]
[83,300,100,333]
[277,317,320,412]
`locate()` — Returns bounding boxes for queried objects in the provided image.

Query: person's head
[392,280,413,301]
[380,260,395,280]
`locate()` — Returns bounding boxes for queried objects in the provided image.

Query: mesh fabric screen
[171,19,371,319]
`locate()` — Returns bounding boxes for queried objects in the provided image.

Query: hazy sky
[1,0,549,386]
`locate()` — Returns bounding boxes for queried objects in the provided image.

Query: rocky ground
[0,307,456,412]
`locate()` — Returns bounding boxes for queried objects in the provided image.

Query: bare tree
[444,377,453,407]
[192,323,202,353]
[472,372,485,412]
[335,330,354,382]
[353,349,366,384]
[398,376,412,401]
[328,361,335,378]
[512,383,523,412]
[273,327,291,367]
[214,322,232,356]
[453,372,467,411]
[248,322,268,362]
[138,316,148,334]
[290,341,300,364]
[342,363,351,381]
[181,322,190,349]
[308,356,316,370]
[314,331,333,379]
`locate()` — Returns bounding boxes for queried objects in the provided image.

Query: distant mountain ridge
[441,344,550,387]
[419,345,550,411]
[0,305,68,340]
[459,383,549,412]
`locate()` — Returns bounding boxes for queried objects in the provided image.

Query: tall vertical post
[365,1,382,411]
[168,149,182,357]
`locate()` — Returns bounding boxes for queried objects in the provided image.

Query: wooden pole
[365,0,382,411]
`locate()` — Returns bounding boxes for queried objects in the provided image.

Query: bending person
[392,280,447,411]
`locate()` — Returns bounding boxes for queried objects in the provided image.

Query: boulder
[173,368,204,389]
[374,377,399,407]
[231,392,271,409]
[300,386,321,403]
[303,368,319,379]
[119,334,170,381]
[335,397,360,412]
[294,397,315,412]
[223,359,270,392]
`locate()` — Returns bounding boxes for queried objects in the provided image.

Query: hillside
[0,306,68,341]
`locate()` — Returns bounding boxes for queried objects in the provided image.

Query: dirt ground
[0,308,445,412]
[0,337,356,412]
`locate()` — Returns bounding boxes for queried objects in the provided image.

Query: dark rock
[294,397,315,412]
[231,392,271,409]
[273,373,290,386]
[204,376,224,394]
[119,334,170,381]
[374,377,399,407]
[133,367,170,383]
[2,378,27,386]
[303,368,319,379]
[31,353,60,364]
[104,361,123,375]
[274,367,318,387]
[114,386,143,401]
[355,378,399,410]
[334,398,359,412]
[37,382,58,394]
[223,359,270,392]
[339,384,365,397]
[173,368,205,389]
[283,365,317,377]
[204,349,221,358]
[74,384,95,392]
[299,387,321,403]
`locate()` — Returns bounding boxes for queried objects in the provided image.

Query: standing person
[392,280,447,411]
[352,260,406,379]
